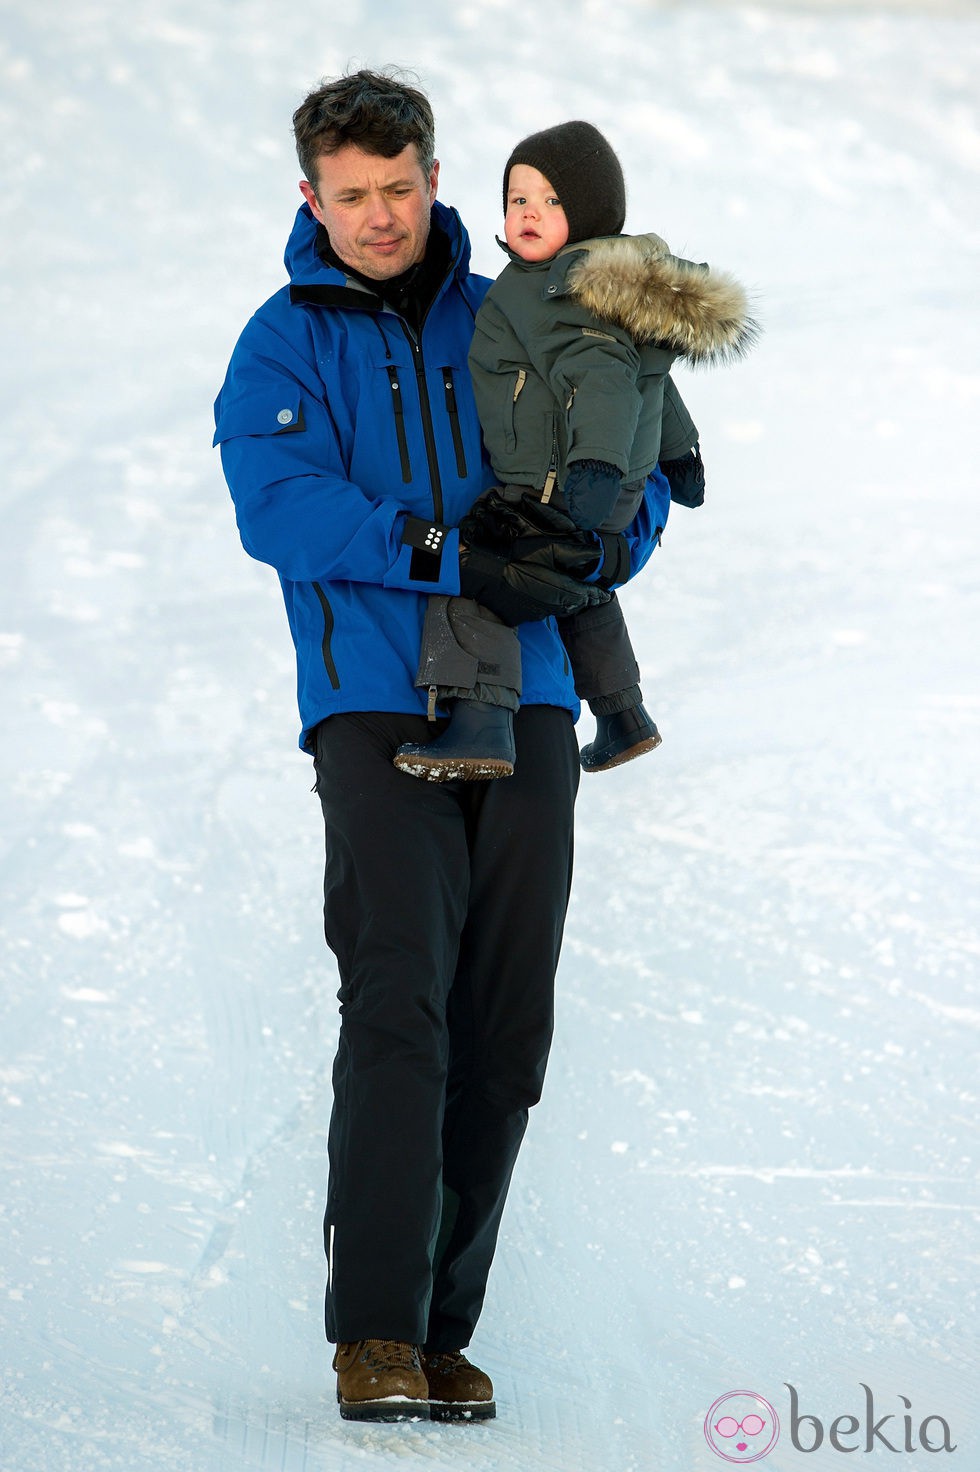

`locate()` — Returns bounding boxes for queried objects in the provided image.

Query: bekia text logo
[705,1384,957,1460]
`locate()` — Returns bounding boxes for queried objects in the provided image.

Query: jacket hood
[557,232,760,365]
[283,199,471,291]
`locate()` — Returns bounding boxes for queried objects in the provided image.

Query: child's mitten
[563,459,622,530]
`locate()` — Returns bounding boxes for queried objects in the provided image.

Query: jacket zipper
[442,367,467,478]
[544,388,575,502]
[509,367,527,451]
[312,582,341,689]
[402,324,444,522]
[386,367,412,483]
[391,219,469,523]
[541,423,559,505]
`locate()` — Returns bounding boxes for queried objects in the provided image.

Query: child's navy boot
[393,701,516,782]
[579,704,661,773]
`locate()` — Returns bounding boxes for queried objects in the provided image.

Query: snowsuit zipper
[541,423,559,505]
[509,367,527,451]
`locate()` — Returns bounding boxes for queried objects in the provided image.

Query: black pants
[312,704,579,1350]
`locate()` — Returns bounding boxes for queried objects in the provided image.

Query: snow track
[2,1,978,1468]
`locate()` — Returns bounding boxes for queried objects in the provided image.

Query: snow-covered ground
[2,2,979,1468]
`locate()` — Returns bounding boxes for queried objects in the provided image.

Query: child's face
[504,165,570,262]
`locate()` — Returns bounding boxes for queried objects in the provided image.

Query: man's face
[300,142,439,280]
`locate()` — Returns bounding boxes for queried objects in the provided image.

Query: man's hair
[293,68,435,195]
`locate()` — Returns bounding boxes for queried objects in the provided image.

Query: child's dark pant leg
[556,594,643,714]
[416,595,522,711]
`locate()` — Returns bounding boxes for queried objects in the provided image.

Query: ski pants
[415,592,642,714]
[311,704,580,1350]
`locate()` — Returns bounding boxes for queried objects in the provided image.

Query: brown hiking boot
[421,1350,496,1421]
[333,1339,429,1421]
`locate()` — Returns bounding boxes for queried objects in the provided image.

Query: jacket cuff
[387,516,461,591]
[589,533,632,589]
[581,532,606,582]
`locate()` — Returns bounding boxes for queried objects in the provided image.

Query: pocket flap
[213,383,304,447]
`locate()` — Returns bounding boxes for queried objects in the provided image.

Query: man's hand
[562,459,622,530]
[460,486,631,590]
[458,543,609,626]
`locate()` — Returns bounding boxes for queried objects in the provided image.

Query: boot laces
[361,1339,421,1373]
[424,1350,468,1374]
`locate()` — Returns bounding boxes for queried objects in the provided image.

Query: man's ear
[428,159,440,205]
[299,179,325,225]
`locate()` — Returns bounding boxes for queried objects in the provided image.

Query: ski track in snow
[2,1,979,1468]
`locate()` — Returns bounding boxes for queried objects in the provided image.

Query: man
[214,69,665,1422]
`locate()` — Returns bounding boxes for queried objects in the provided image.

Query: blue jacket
[214,201,670,748]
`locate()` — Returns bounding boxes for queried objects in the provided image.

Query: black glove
[459,543,610,627]
[461,487,571,551]
[461,487,633,591]
[461,487,603,580]
[562,459,622,530]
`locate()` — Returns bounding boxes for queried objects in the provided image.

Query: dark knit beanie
[503,120,626,245]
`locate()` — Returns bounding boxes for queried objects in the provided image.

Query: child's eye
[547,196,561,207]
[510,196,526,206]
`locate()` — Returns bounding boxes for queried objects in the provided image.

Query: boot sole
[581,732,662,773]
[393,754,514,782]
[337,1392,430,1422]
[429,1398,497,1422]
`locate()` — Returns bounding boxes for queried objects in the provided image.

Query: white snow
[2,0,979,1468]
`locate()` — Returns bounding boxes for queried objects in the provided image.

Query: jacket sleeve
[660,373,699,460]
[213,314,461,594]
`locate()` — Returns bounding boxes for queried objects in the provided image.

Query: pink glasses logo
[704,1390,780,1463]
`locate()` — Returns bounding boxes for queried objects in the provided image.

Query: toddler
[395,121,756,780]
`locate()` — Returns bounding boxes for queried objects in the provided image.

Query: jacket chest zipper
[402,326,444,523]
[386,367,412,483]
[442,367,467,478]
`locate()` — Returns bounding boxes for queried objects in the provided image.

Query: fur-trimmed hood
[559,232,759,366]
